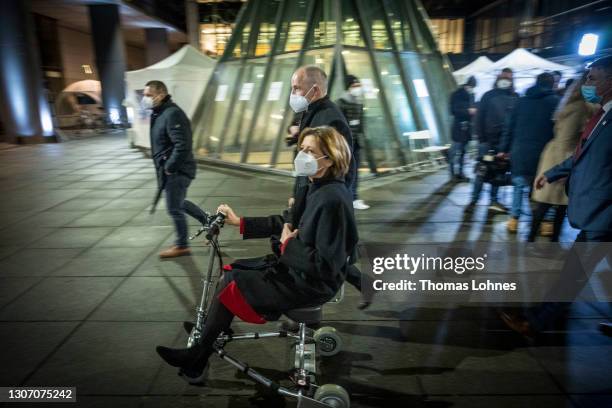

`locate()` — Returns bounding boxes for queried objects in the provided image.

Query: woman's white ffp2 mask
[294,150,327,176]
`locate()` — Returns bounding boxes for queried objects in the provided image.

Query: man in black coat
[467,68,518,213]
[285,66,371,307]
[286,65,356,195]
[448,75,477,181]
[144,80,197,258]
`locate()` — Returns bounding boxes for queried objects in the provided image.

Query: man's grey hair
[299,65,328,93]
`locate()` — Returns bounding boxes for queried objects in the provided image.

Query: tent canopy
[63,79,101,94]
[126,44,216,81]
[453,56,494,83]
[125,45,216,148]
[489,48,574,76]
[468,48,576,100]
[55,80,102,116]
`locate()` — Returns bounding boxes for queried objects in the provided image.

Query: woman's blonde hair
[298,126,351,178]
[554,72,588,120]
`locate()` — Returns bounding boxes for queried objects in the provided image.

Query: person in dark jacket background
[448,75,477,181]
[143,80,197,258]
[156,126,358,383]
[500,72,560,233]
[336,74,376,210]
[467,68,517,213]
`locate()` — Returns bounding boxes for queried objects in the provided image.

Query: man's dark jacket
[476,87,518,148]
[449,86,474,143]
[335,95,363,151]
[150,95,196,183]
[501,85,560,177]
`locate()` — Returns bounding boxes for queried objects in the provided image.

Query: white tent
[125,45,216,148]
[55,80,103,128]
[453,56,494,84]
[472,48,576,100]
[489,48,575,75]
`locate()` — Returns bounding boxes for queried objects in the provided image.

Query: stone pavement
[0,133,610,408]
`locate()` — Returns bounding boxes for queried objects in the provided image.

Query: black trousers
[527,230,612,331]
[345,264,363,291]
[528,202,567,242]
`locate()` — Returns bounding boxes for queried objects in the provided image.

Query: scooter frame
[183,205,350,408]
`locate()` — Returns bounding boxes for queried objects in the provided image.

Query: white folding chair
[405,130,450,171]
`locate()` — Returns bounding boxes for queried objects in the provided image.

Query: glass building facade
[191,0,456,174]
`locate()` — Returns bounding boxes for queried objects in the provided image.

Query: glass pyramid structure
[191,0,456,174]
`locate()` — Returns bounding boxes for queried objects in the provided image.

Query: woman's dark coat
[228,178,358,318]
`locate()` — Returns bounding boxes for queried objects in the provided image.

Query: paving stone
[0,322,78,386]
[0,277,123,320]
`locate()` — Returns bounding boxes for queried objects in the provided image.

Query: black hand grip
[205,212,226,240]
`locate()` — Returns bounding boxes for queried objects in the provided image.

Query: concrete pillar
[463,17,476,55]
[0,0,56,143]
[88,4,127,125]
[185,0,200,50]
[145,28,169,65]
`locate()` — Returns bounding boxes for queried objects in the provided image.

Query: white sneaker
[353,199,370,210]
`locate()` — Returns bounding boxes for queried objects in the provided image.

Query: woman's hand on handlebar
[217,204,240,226]
[281,223,298,244]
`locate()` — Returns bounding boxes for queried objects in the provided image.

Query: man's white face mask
[289,85,315,113]
[293,150,327,176]
[497,79,512,89]
[348,86,363,98]
[141,96,154,110]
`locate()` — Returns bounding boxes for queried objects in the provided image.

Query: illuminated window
[430,19,464,54]
[200,23,234,57]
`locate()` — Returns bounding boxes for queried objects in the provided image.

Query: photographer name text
[373,279,517,292]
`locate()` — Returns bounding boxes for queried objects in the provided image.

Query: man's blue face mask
[581,85,602,103]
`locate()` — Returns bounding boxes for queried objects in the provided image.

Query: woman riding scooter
[156,126,358,383]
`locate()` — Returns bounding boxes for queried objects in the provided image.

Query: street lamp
[578,33,599,56]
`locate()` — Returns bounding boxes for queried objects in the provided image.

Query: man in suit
[501,55,612,337]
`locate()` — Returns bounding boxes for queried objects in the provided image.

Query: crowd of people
[449,57,611,243]
[450,56,612,338]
